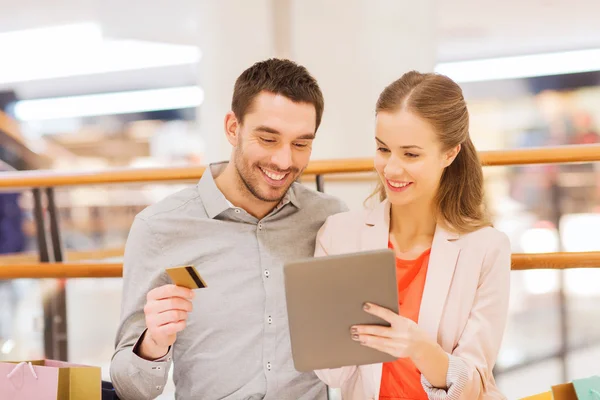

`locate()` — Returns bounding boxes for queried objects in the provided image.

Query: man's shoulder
[137,186,205,222]
[292,183,348,217]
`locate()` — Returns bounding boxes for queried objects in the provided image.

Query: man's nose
[271,146,293,171]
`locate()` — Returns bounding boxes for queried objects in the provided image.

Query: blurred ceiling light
[0,22,201,84]
[520,226,560,295]
[560,213,600,252]
[522,270,560,295]
[560,213,600,297]
[0,22,103,49]
[435,48,600,83]
[13,86,204,121]
[565,269,600,297]
[1,339,15,355]
[520,227,559,254]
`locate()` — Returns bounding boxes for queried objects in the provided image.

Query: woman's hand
[352,302,451,389]
[351,302,427,359]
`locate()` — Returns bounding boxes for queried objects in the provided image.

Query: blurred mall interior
[1,1,600,399]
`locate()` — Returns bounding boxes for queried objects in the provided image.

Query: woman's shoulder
[325,208,369,223]
[322,203,382,230]
[458,225,512,255]
[462,225,509,241]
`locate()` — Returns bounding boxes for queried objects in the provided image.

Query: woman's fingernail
[350,327,358,334]
[352,334,360,341]
[363,303,370,310]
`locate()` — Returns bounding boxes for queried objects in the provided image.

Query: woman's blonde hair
[372,71,491,234]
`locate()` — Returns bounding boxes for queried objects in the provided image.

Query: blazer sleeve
[312,217,359,388]
[421,232,512,400]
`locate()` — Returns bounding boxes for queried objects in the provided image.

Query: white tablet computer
[283,249,399,372]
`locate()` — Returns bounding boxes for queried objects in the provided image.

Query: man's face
[232,91,317,203]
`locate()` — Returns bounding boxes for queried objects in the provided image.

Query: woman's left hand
[351,302,427,359]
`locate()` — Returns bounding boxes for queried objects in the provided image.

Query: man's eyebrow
[255,125,280,134]
[255,126,315,140]
[296,133,316,140]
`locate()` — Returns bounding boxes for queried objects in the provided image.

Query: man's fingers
[156,321,187,337]
[153,297,193,313]
[144,298,193,318]
[152,310,189,327]
[148,284,194,301]
[143,284,193,347]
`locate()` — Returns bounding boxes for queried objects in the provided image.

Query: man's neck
[213,162,279,220]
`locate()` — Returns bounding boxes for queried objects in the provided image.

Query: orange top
[379,242,431,400]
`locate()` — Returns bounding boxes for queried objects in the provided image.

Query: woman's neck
[389,200,437,255]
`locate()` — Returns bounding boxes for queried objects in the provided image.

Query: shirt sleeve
[110,216,173,400]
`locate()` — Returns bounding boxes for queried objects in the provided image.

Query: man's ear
[224,112,240,146]
[444,144,461,167]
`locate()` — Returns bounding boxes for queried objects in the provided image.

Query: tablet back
[284,249,399,372]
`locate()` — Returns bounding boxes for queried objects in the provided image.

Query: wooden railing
[0,143,599,280]
[0,247,125,265]
[1,144,600,189]
[1,252,600,280]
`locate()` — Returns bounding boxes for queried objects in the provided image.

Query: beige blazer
[314,200,511,400]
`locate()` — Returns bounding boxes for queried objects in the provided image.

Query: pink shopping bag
[0,359,101,400]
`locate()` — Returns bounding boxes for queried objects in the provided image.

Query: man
[110,58,347,400]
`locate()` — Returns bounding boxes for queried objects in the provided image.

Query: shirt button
[264,270,270,278]
[258,223,263,230]
[267,362,272,371]
[235,209,241,213]
[156,386,162,390]
[268,316,273,324]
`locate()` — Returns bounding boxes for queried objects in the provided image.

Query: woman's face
[374,109,458,208]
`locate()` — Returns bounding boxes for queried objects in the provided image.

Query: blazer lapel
[418,225,461,341]
[360,200,391,252]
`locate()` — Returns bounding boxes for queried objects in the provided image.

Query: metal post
[32,188,50,262]
[52,283,69,361]
[316,174,325,193]
[33,187,69,361]
[550,178,568,383]
[46,187,64,262]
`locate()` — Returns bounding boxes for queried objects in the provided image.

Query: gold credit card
[166,265,207,289]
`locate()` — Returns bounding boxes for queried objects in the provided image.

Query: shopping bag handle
[7,362,38,380]
[591,388,600,398]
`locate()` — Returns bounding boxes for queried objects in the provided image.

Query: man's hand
[138,284,195,360]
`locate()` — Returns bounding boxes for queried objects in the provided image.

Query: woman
[314,71,511,400]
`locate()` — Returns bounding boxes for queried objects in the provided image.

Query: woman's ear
[444,144,461,167]
[224,112,240,146]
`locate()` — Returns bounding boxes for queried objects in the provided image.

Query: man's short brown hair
[232,58,324,130]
